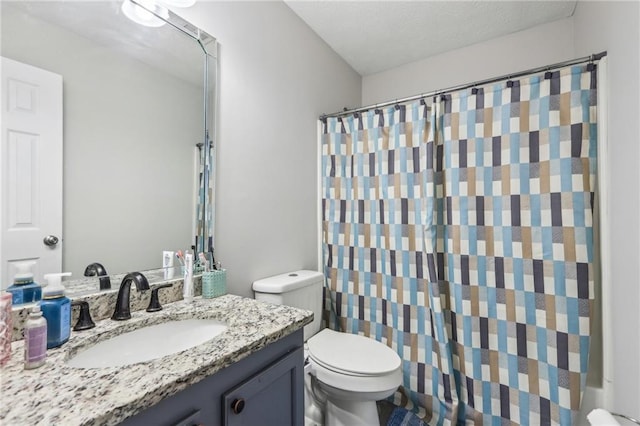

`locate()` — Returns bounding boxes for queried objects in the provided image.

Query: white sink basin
[66,319,228,368]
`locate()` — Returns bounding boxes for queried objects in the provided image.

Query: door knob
[43,235,59,247]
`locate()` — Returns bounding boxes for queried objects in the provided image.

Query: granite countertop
[0,295,313,426]
[10,269,199,342]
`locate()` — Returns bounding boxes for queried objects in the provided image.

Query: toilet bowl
[253,271,402,426]
[307,328,402,426]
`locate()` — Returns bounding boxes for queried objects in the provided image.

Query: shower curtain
[321,63,597,425]
[321,102,438,418]
[195,139,214,254]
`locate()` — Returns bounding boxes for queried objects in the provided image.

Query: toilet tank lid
[252,270,324,293]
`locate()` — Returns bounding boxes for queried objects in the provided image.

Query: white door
[1,57,63,287]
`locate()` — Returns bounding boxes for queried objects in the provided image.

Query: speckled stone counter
[10,270,201,342]
[0,295,313,426]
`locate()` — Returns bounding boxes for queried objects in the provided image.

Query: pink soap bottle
[24,304,47,369]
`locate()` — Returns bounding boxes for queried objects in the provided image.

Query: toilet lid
[307,329,401,376]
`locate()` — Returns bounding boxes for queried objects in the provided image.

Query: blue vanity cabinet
[222,345,303,425]
[119,329,304,426]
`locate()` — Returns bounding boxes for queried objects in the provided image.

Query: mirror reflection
[1,1,216,289]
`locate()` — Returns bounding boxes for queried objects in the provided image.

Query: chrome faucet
[84,262,111,290]
[112,272,150,321]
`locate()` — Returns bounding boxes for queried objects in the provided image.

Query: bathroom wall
[573,0,640,417]
[362,18,574,105]
[178,2,361,297]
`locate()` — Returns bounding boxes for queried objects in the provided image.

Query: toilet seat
[307,329,401,376]
[307,329,402,393]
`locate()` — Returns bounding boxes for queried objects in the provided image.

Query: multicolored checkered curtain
[321,63,597,425]
[321,103,451,421]
[426,64,597,424]
[195,140,214,254]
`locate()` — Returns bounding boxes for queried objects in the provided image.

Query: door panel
[1,56,63,286]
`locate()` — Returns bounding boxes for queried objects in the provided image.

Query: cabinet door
[119,330,304,426]
[223,347,303,426]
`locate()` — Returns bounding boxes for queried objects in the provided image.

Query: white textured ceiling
[284,0,577,76]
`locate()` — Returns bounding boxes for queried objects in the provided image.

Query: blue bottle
[6,262,42,305]
[40,272,72,349]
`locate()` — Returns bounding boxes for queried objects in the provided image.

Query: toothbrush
[209,250,222,271]
[198,252,208,272]
[175,251,185,266]
[207,251,214,270]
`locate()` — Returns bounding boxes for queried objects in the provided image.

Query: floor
[377,400,397,425]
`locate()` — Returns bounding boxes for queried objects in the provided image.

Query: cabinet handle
[231,398,245,414]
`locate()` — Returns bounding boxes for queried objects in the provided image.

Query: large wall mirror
[1,1,216,287]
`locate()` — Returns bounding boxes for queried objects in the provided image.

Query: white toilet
[253,270,402,426]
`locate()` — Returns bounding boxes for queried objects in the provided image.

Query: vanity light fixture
[162,0,197,7]
[121,0,169,28]
[121,0,197,28]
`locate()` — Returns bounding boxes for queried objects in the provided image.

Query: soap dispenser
[6,262,42,305]
[40,272,72,349]
[24,304,47,369]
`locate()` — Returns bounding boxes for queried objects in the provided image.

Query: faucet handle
[71,300,96,331]
[146,283,173,312]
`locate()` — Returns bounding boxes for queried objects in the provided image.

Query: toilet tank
[252,270,324,341]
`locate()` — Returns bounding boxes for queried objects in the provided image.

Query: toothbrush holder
[202,269,226,299]
[182,264,205,276]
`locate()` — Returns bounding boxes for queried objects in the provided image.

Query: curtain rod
[321,51,607,119]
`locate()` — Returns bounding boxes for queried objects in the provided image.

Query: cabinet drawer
[223,347,304,426]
